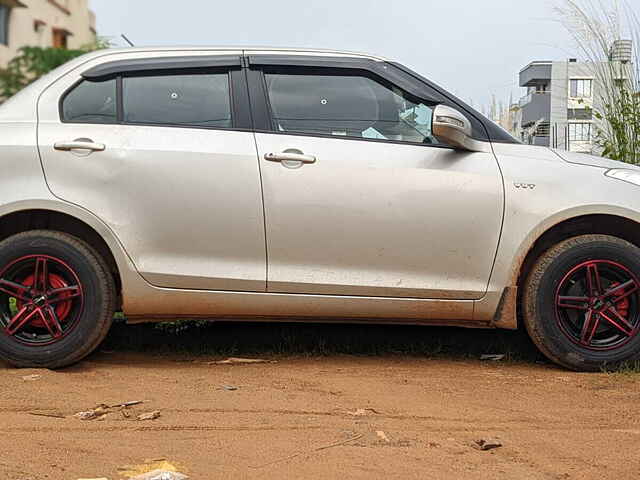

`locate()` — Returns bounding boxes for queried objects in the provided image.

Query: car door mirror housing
[432,105,487,152]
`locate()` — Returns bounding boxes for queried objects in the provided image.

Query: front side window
[62,78,117,124]
[568,122,592,141]
[570,79,593,98]
[123,73,232,128]
[264,71,437,144]
[0,6,9,45]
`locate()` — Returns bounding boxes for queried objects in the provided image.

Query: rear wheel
[523,234,640,371]
[0,230,115,368]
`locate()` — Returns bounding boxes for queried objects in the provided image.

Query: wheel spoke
[600,308,635,337]
[38,306,63,338]
[580,309,600,346]
[47,285,81,304]
[0,278,31,301]
[557,296,589,310]
[602,279,639,302]
[586,263,603,297]
[5,306,39,336]
[33,257,48,292]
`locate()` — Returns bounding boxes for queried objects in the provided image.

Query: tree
[0,38,110,101]
[556,0,640,163]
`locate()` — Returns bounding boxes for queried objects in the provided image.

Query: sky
[88,0,637,114]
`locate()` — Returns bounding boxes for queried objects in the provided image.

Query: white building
[0,0,96,68]
[515,59,604,153]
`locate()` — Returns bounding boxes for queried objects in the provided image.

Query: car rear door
[37,52,267,292]
[247,55,504,299]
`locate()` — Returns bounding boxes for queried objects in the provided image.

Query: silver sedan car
[0,47,639,371]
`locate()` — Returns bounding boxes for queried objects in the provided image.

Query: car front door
[37,53,266,291]
[249,58,503,299]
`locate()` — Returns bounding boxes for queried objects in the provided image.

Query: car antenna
[121,34,135,47]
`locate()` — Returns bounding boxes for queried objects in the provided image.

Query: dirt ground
[1,322,639,480]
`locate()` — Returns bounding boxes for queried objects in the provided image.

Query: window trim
[82,56,243,80]
[247,55,442,104]
[60,65,252,131]
[252,64,448,149]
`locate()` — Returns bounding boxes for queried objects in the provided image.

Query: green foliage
[0,38,110,101]
[594,84,640,164]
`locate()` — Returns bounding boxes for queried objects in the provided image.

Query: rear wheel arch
[0,209,122,308]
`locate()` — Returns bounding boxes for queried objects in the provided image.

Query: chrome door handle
[54,140,106,152]
[264,152,316,164]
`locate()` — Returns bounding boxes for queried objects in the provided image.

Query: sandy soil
[1,325,639,479]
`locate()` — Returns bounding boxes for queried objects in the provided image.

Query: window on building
[264,70,437,144]
[62,78,117,124]
[52,28,69,48]
[0,5,10,46]
[567,108,593,120]
[122,72,232,128]
[569,79,593,98]
[568,123,592,142]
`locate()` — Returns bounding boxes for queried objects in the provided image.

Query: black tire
[523,234,640,371]
[0,230,115,368]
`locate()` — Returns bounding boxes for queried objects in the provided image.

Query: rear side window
[62,78,117,124]
[264,71,437,144]
[123,73,232,127]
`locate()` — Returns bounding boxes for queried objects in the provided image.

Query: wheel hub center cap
[32,295,47,306]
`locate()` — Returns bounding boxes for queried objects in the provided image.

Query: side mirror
[432,105,487,152]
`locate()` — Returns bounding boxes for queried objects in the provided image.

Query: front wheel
[523,234,640,371]
[0,231,116,368]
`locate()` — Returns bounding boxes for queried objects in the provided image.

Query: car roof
[83,46,390,62]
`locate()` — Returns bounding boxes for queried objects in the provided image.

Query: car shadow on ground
[99,319,546,365]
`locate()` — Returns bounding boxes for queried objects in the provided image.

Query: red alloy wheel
[0,255,84,346]
[555,260,640,351]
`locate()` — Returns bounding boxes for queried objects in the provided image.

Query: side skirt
[123,287,483,326]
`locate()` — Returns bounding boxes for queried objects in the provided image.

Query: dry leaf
[211,357,275,365]
[347,408,380,416]
[471,438,502,451]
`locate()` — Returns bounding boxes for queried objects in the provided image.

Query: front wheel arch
[516,214,640,310]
